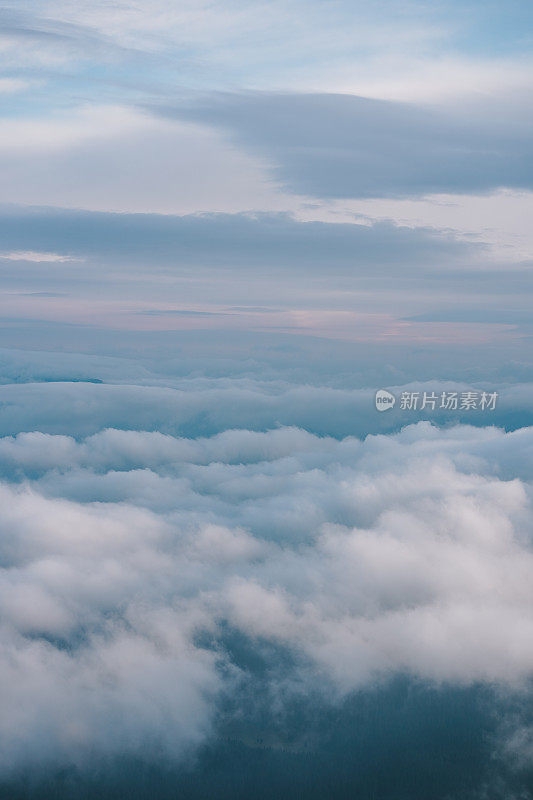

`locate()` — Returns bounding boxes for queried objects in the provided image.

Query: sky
[0,1,532,798]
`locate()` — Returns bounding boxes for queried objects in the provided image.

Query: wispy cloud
[0,250,80,263]
[0,77,28,93]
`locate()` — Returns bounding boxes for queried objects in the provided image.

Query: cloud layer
[0,206,483,269]
[179,91,533,198]
[1,419,533,774]
[1,1,532,796]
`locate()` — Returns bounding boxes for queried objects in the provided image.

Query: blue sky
[2,0,533,101]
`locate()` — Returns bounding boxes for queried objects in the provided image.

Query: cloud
[1,2,533,795]
[3,0,533,107]
[0,106,158,153]
[0,419,533,775]
[0,108,282,214]
[0,78,28,93]
[0,207,485,270]
[175,90,533,199]
[0,205,484,271]
[0,375,531,440]
[0,251,79,263]
[0,204,529,356]
[0,1,456,94]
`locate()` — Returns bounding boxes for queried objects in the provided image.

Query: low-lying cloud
[1,420,533,773]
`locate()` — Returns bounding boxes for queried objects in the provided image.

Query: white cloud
[0,251,79,263]
[0,105,156,152]
[0,78,28,93]
[304,55,533,103]
[0,420,532,770]
[0,105,284,214]
[6,0,531,105]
